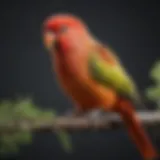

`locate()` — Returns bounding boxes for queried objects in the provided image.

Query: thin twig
[0,111,160,134]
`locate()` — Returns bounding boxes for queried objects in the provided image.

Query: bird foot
[86,109,105,128]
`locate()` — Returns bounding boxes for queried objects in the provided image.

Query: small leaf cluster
[146,60,160,108]
[0,98,72,155]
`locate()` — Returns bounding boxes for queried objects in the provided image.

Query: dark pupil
[60,26,68,32]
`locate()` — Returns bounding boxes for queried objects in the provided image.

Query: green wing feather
[88,52,146,109]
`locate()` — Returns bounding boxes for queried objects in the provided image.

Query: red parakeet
[42,13,158,160]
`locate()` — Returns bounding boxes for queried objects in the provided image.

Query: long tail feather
[115,100,158,160]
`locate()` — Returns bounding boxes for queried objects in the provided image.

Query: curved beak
[43,31,56,51]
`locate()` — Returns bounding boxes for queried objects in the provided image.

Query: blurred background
[0,0,160,160]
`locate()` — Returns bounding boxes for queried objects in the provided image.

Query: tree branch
[0,111,160,134]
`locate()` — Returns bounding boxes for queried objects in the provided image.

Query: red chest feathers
[54,58,99,108]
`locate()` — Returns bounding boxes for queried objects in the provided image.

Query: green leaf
[0,134,19,153]
[0,100,14,124]
[0,131,32,154]
[13,131,32,144]
[13,98,41,120]
[40,110,54,121]
[146,60,160,110]
[146,85,160,101]
[150,60,160,83]
[56,130,72,153]
[51,110,72,153]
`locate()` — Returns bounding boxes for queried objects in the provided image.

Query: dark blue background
[0,0,160,159]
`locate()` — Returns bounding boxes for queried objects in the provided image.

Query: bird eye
[60,26,68,32]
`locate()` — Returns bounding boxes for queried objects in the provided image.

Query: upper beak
[43,31,55,50]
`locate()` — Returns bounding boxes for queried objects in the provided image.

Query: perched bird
[42,13,158,160]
